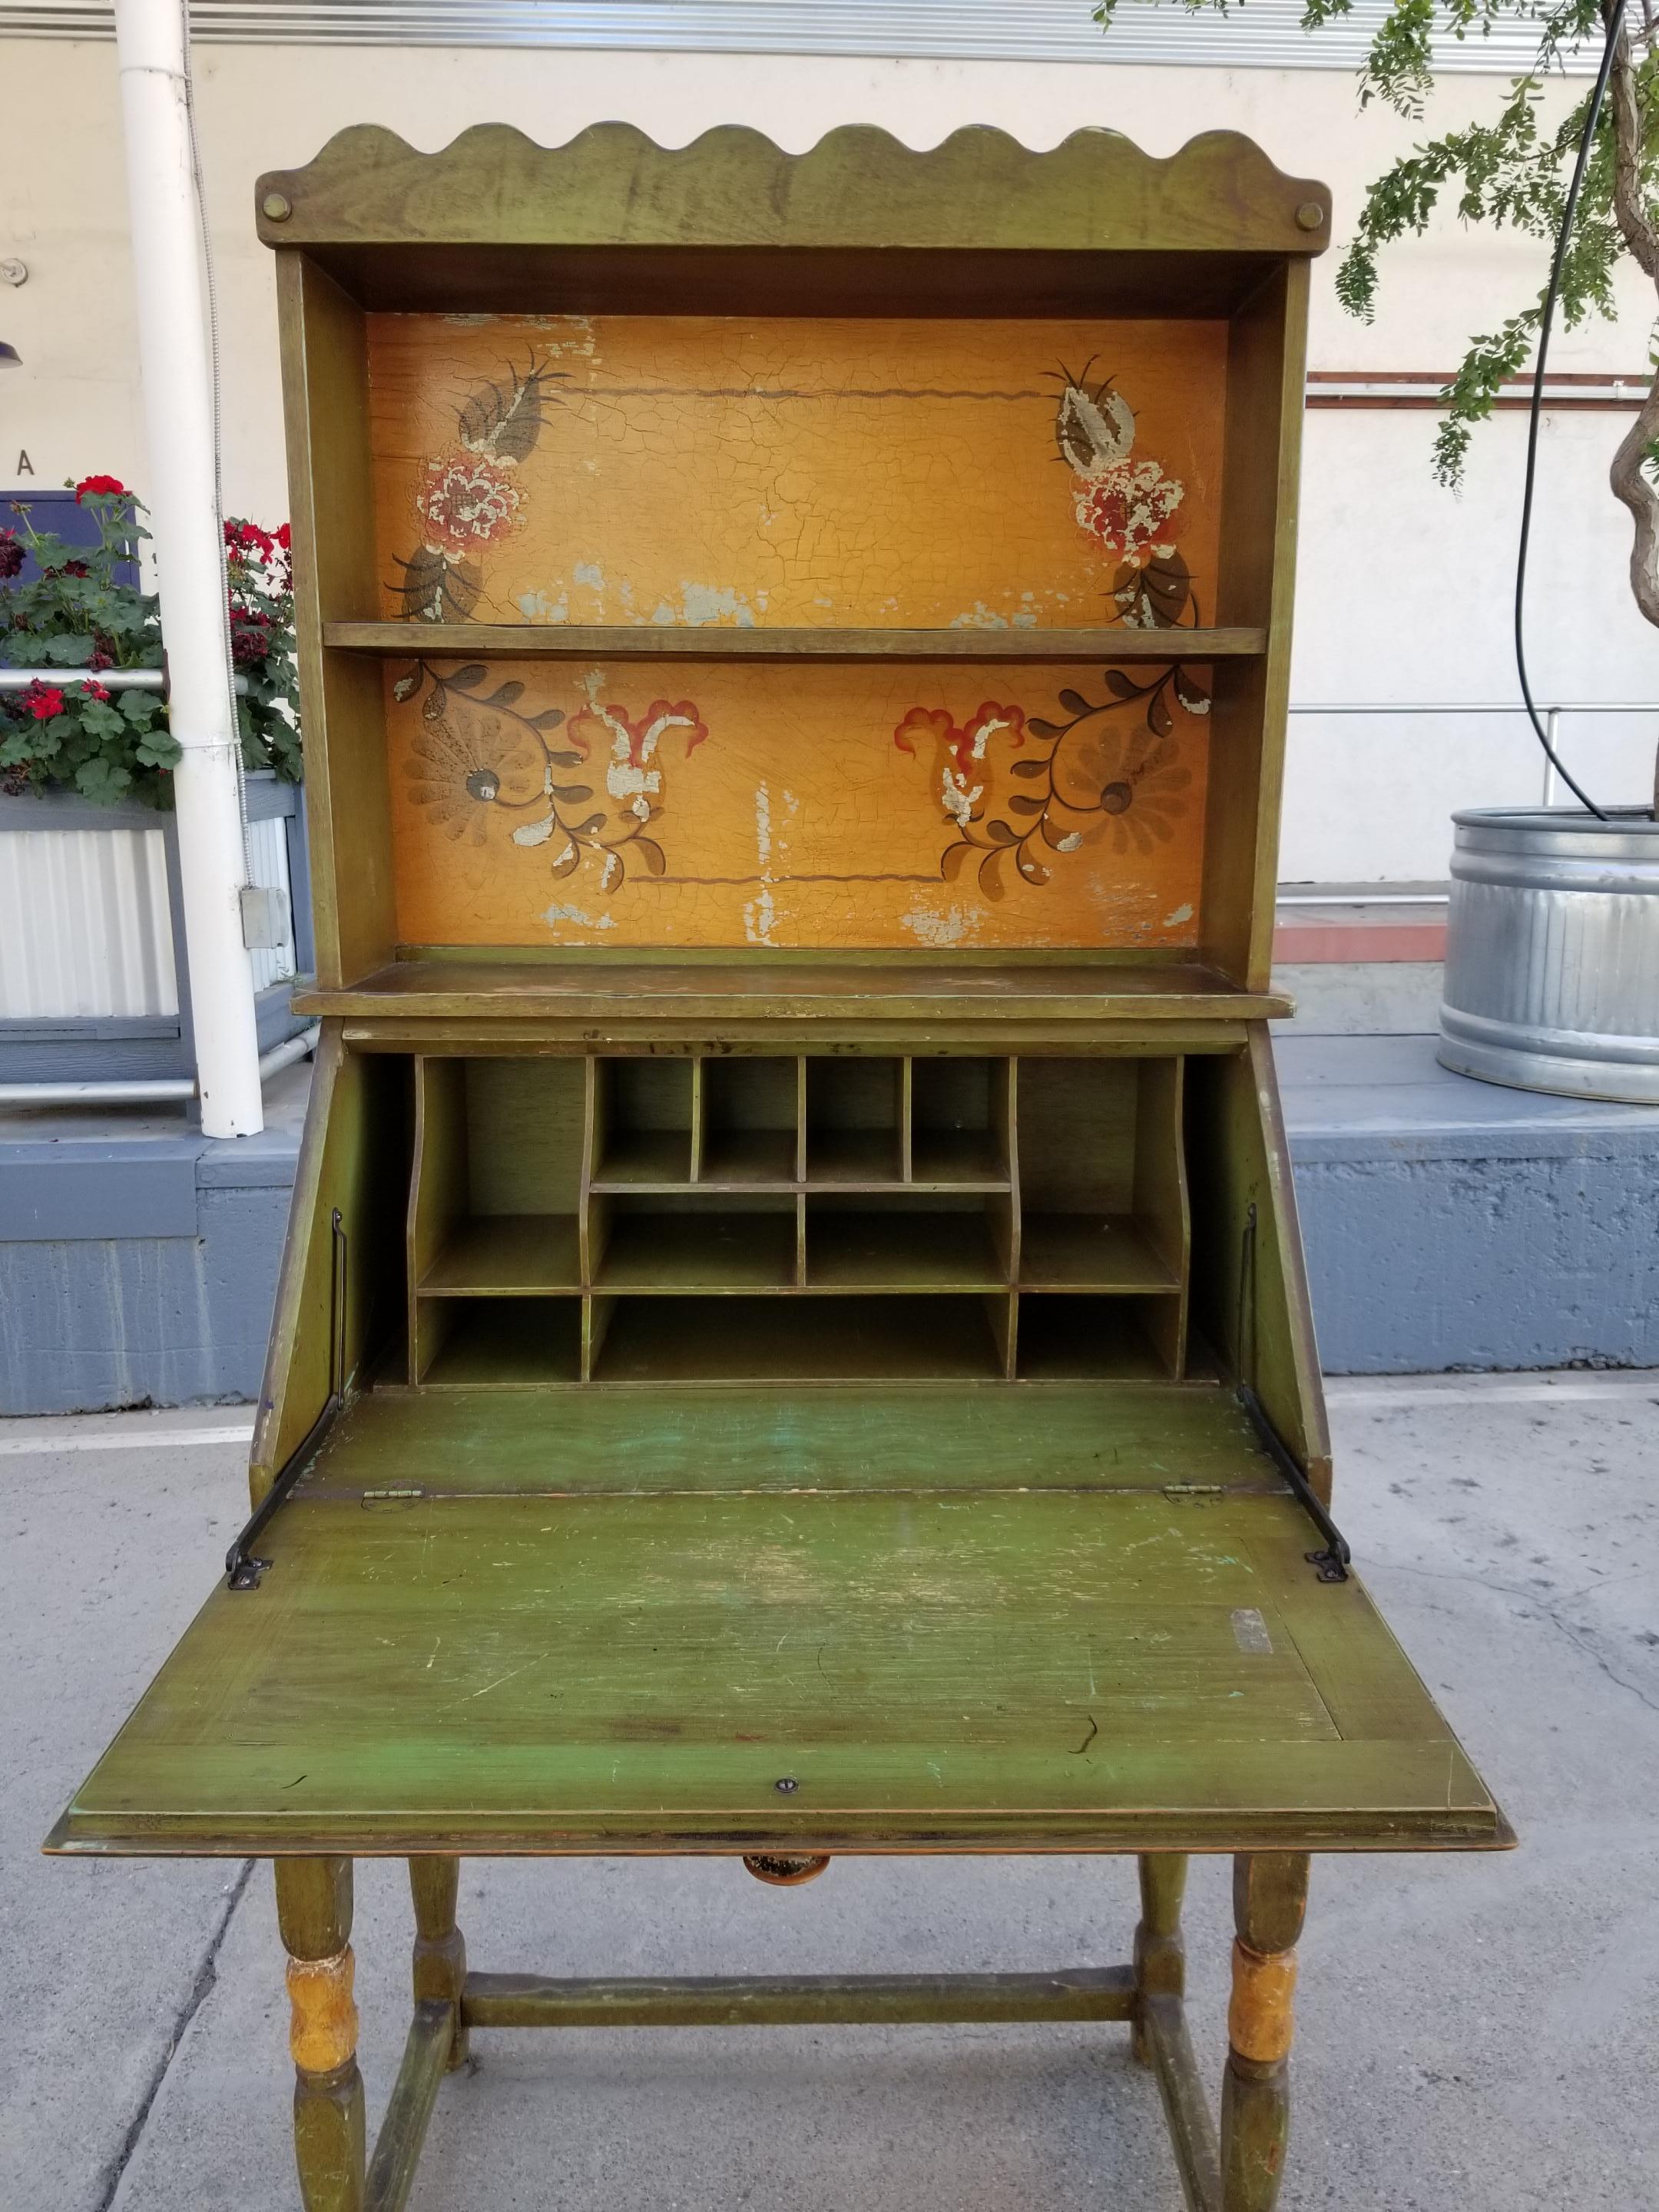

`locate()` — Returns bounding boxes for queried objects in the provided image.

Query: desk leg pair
[274,1849,1308,2212]
[276,1856,466,2212]
[1132,1851,1310,2210]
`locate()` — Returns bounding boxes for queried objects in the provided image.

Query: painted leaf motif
[548,840,581,880]
[985,820,1018,845]
[978,846,1012,902]
[529,708,567,730]
[485,680,525,707]
[393,546,479,622]
[547,748,586,767]
[1104,669,1140,699]
[631,836,667,877]
[392,667,422,704]
[549,784,593,803]
[1174,670,1211,715]
[1016,848,1051,886]
[1025,718,1061,740]
[1008,758,1048,778]
[1141,552,1191,625]
[1148,690,1174,739]
[456,360,565,463]
[940,841,972,882]
[512,813,556,847]
[1058,688,1093,716]
[1006,794,1045,816]
[448,664,487,690]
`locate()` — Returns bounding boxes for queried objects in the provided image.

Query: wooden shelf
[805,1128,905,1187]
[421,1300,582,1388]
[806,1211,1007,1293]
[909,1131,1009,1189]
[300,959,1290,1028]
[1016,1296,1169,1383]
[591,1129,692,1189]
[595,1213,795,1293]
[1018,1215,1183,1294]
[699,1128,799,1187]
[594,1295,1005,1384]
[419,1214,581,1294]
[324,621,1264,664]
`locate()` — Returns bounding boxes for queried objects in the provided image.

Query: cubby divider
[400,1048,1191,1387]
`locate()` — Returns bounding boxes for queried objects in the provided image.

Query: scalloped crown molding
[256,121,1330,257]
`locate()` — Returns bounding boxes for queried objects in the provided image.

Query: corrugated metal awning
[0,0,1601,72]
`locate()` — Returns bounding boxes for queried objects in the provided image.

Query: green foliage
[1094,0,1659,486]
[0,487,300,806]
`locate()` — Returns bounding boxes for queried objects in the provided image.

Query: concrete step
[1273,884,1446,1035]
[1279,1034,1659,1373]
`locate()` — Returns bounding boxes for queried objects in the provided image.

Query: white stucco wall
[2,36,1654,879]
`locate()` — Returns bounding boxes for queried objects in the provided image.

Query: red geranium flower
[80,680,112,704]
[74,475,127,503]
[25,684,66,720]
[229,607,273,667]
[0,531,23,580]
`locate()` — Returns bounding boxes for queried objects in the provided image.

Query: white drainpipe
[114,0,263,1138]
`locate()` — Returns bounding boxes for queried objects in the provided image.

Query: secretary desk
[49,121,1508,2212]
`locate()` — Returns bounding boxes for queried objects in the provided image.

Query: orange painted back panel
[366,313,1227,631]
[388,657,1210,952]
[369,312,1224,950]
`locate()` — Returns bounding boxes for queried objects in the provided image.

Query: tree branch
[1606,12,1659,276]
[1608,382,1659,637]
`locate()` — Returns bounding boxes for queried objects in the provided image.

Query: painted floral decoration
[1047,361,1199,631]
[396,662,706,889]
[394,356,565,622]
[896,664,1204,899]
[415,451,524,560]
[1074,459,1185,569]
[894,703,1025,835]
[405,686,548,846]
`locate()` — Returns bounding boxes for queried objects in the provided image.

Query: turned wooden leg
[1131,1852,1187,2065]
[1221,1853,1309,2212]
[410,1855,469,2070]
[275,1857,366,2212]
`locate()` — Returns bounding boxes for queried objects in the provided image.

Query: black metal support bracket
[1236,1201,1352,1584]
[225,1210,347,1591]
[1237,1381,1351,1583]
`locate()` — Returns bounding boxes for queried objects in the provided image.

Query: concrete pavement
[4,1376,1657,2210]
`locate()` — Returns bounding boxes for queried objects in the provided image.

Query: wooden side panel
[248,1028,412,1502]
[276,251,396,987]
[1184,1027,1328,1493]
[1203,260,1310,991]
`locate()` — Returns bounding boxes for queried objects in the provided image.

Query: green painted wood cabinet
[49,122,1505,2212]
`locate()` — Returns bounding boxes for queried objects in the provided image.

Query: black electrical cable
[1514,0,1626,820]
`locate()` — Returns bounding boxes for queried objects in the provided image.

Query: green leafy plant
[1094,0,1659,807]
[0,478,300,806]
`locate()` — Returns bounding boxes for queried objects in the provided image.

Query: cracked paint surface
[371,309,1224,948]
[386,658,1210,949]
[368,313,1225,630]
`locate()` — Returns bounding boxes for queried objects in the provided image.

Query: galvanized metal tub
[1438,807,1659,1103]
